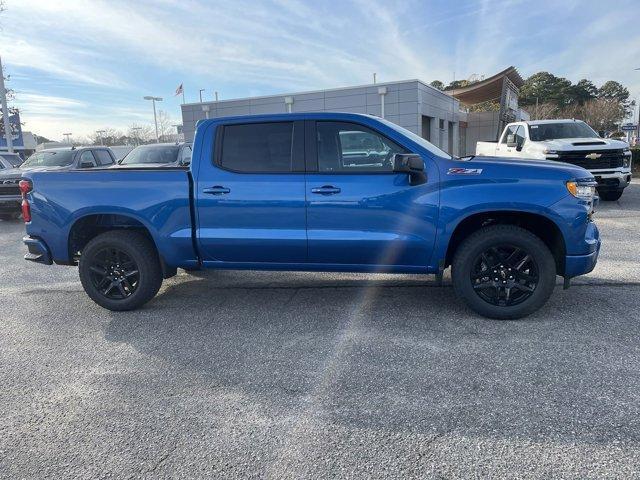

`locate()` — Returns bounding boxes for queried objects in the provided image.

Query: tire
[79,230,163,311]
[597,189,623,201]
[451,225,556,320]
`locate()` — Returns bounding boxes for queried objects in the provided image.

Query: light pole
[63,132,72,145]
[199,89,205,103]
[0,55,13,153]
[143,96,163,143]
[96,129,106,146]
[131,126,142,146]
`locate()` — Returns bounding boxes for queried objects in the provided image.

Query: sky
[1,0,639,141]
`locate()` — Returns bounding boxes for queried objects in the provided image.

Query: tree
[519,71,573,108]
[444,79,474,91]
[430,80,444,91]
[87,127,124,146]
[528,102,561,120]
[565,98,625,133]
[127,123,155,145]
[156,110,178,142]
[597,80,631,115]
[468,101,500,112]
[568,79,598,105]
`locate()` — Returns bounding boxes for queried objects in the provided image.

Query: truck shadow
[103,270,640,446]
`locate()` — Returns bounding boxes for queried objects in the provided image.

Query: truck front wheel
[597,189,623,201]
[451,225,556,320]
[79,230,163,311]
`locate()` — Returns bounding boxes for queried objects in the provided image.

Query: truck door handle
[311,185,341,195]
[203,186,230,195]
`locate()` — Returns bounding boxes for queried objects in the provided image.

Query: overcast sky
[1,0,639,140]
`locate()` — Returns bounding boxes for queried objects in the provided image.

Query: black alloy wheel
[451,225,556,320]
[79,230,163,311]
[471,245,538,307]
[88,247,140,299]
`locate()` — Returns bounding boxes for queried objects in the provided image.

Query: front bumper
[591,169,632,191]
[23,235,53,265]
[564,221,600,278]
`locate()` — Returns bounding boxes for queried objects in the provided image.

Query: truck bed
[476,141,498,156]
[22,168,197,267]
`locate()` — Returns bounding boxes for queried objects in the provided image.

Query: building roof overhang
[447,66,525,105]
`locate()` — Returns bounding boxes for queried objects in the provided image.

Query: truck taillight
[19,180,32,223]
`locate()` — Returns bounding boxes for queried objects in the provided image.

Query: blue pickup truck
[20,113,600,319]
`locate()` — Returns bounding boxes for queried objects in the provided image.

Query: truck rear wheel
[79,230,163,311]
[451,225,556,320]
[597,189,623,201]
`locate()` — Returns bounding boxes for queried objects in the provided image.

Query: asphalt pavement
[1,181,639,478]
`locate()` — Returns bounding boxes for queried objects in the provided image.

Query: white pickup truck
[476,119,633,201]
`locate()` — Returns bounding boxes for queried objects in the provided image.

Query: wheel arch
[444,210,567,275]
[67,213,176,278]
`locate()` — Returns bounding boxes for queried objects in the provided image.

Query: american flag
[175,83,183,96]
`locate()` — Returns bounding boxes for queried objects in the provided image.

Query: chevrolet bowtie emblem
[585,153,602,160]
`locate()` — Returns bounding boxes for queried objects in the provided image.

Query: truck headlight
[566,180,596,200]
[623,156,631,168]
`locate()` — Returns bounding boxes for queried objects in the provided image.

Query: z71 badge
[447,167,483,175]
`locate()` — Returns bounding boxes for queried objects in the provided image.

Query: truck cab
[476,119,633,201]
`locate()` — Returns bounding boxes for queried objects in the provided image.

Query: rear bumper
[0,196,21,213]
[23,235,53,265]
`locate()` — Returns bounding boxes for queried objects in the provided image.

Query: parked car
[21,147,116,171]
[476,119,633,201]
[109,145,135,161]
[117,143,192,167]
[0,153,23,220]
[21,113,600,319]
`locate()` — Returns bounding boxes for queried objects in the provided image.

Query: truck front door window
[501,125,518,144]
[316,121,406,172]
[514,126,526,149]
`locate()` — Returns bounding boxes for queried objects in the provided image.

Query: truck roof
[202,112,380,124]
[522,119,587,126]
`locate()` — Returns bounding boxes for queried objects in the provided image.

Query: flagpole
[182,88,185,105]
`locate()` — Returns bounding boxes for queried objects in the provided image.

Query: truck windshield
[0,154,23,167]
[529,122,599,141]
[120,145,180,164]
[21,150,74,168]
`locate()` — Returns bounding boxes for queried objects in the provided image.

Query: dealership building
[181,67,529,156]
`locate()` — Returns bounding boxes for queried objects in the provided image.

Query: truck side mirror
[392,153,426,186]
[506,134,517,148]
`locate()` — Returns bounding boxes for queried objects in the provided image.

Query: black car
[0,153,24,221]
[20,147,117,172]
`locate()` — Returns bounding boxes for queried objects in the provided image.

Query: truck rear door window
[220,122,293,173]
